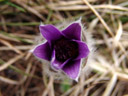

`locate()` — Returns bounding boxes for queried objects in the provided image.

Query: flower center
[54,38,78,62]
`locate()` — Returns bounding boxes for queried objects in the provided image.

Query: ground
[0,0,128,96]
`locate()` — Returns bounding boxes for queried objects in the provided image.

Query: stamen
[54,38,78,62]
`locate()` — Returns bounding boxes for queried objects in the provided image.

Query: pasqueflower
[33,21,90,80]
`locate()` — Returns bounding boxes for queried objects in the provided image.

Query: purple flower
[33,21,90,80]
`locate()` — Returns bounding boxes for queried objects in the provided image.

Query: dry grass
[0,0,128,96]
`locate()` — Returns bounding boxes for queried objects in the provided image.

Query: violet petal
[74,40,90,60]
[62,59,81,80]
[51,50,70,69]
[40,24,62,41]
[62,23,81,40]
[33,41,52,61]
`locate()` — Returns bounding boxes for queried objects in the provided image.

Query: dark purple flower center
[54,38,78,62]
